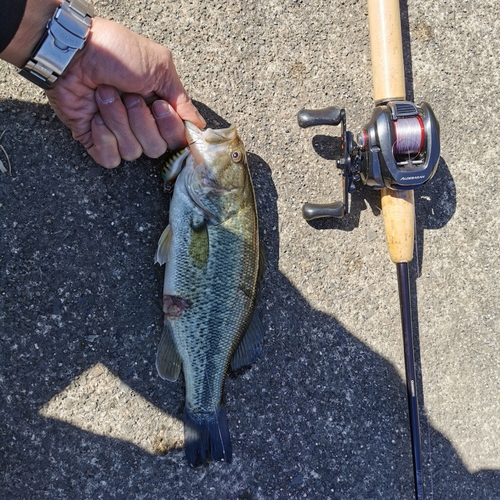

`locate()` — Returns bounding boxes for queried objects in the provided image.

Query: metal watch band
[19,0,95,90]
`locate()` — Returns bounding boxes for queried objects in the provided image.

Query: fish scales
[155,121,263,467]
[173,218,257,411]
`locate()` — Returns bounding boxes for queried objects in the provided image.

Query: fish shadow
[0,99,497,499]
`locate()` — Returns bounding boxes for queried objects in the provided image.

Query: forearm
[0,0,60,67]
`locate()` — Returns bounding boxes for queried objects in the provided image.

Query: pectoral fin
[231,308,264,371]
[155,224,172,265]
[156,321,182,382]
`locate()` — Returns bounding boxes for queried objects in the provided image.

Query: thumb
[156,68,206,129]
[173,99,206,129]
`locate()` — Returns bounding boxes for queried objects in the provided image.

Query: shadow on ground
[0,100,498,499]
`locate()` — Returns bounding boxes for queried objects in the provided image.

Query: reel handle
[297,106,343,128]
[297,106,350,220]
[302,201,345,221]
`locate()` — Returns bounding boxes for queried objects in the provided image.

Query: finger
[174,98,206,130]
[87,113,121,168]
[156,65,206,129]
[96,84,143,161]
[152,100,188,151]
[123,94,168,158]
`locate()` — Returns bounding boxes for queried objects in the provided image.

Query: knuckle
[144,139,168,159]
[90,152,120,169]
[121,146,143,162]
[101,155,122,169]
[164,134,185,152]
[146,147,167,160]
[162,47,172,60]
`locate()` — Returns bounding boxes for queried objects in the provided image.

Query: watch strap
[19,0,94,90]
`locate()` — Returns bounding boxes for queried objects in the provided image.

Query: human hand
[45,17,205,168]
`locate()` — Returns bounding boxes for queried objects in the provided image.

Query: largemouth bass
[155,122,263,467]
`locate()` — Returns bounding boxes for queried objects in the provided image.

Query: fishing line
[393,116,425,157]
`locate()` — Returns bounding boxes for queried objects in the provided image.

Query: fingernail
[124,96,141,109]
[94,114,105,125]
[196,110,206,127]
[153,100,172,119]
[97,85,117,105]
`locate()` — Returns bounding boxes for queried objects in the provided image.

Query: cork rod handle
[367,0,414,264]
[367,0,406,103]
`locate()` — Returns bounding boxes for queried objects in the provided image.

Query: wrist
[0,0,61,67]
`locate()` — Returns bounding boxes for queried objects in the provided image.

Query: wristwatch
[19,0,95,90]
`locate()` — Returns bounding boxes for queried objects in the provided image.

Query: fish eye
[231,150,243,163]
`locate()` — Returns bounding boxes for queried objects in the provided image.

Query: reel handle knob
[297,106,343,128]
[302,201,345,220]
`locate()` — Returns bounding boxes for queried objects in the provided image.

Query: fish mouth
[185,121,237,145]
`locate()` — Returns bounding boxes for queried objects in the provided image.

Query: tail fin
[183,407,232,467]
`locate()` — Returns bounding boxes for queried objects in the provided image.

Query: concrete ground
[1,0,499,498]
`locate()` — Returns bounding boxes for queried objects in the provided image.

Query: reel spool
[392,116,425,157]
[298,100,440,220]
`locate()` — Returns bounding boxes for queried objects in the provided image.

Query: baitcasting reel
[297,101,440,220]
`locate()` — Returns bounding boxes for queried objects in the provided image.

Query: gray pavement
[1,0,499,498]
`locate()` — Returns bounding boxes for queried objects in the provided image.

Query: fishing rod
[296,1,440,498]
